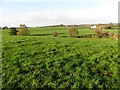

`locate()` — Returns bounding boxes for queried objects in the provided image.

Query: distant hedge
[9,28,18,35]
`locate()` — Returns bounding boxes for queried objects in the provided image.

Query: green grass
[104,28,118,34]
[2,26,119,89]
[28,26,95,36]
[0,29,2,89]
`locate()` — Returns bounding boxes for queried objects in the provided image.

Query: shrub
[68,26,78,37]
[17,28,29,36]
[110,33,118,40]
[94,28,103,38]
[17,24,29,36]
[9,28,18,35]
[102,32,110,38]
[52,32,59,37]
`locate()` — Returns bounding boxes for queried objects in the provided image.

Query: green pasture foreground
[1,26,120,89]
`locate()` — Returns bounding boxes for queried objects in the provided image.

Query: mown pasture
[2,26,120,89]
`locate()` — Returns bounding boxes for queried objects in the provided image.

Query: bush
[52,32,59,37]
[95,29,103,38]
[17,28,29,36]
[17,24,29,36]
[68,26,78,37]
[9,28,18,35]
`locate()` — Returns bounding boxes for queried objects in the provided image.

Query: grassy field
[0,29,2,89]
[2,26,120,89]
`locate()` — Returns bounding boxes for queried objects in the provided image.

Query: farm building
[90,25,96,29]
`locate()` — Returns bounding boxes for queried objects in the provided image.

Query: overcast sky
[0,0,119,27]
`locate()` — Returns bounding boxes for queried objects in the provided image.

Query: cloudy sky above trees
[0,0,119,27]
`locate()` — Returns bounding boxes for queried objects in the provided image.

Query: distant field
[2,26,118,37]
[2,26,120,89]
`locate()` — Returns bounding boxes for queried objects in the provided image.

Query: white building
[90,25,96,29]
